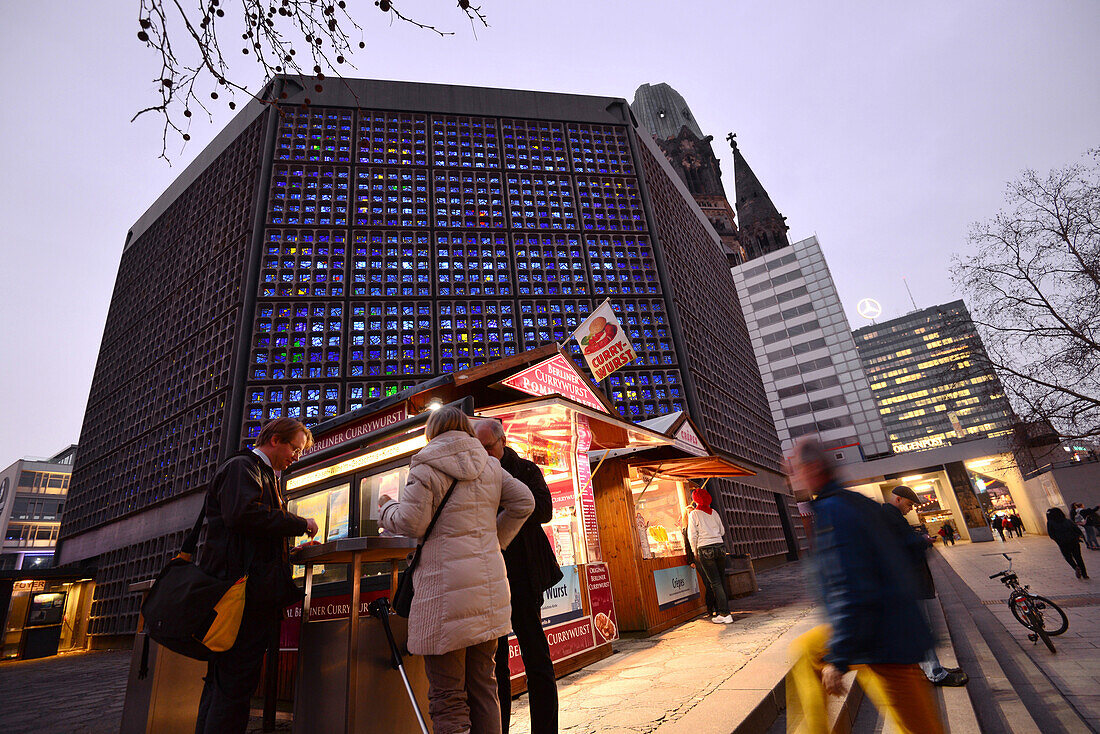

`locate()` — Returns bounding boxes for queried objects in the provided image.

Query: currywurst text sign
[301,404,408,458]
[571,300,637,381]
[500,354,609,414]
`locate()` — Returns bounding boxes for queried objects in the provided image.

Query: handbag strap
[405,477,460,568]
[420,477,461,546]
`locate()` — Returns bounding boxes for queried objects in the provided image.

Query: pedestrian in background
[786,439,943,734]
[683,505,718,617]
[1047,507,1089,580]
[379,407,534,734]
[1072,503,1100,550]
[938,523,956,546]
[474,419,562,734]
[195,418,318,734]
[881,486,968,688]
[992,514,1006,542]
[687,485,734,624]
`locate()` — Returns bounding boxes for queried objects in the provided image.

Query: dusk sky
[1,1,1097,469]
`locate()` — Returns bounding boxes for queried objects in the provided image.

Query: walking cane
[368,597,430,734]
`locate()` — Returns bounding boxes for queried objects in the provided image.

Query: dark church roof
[632,82,705,141]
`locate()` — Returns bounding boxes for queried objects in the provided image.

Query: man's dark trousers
[496,590,557,734]
[194,600,277,733]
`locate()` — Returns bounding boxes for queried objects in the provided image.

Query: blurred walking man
[786,439,943,734]
[476,420,562,734]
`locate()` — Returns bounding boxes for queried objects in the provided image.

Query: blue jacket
[811,482,932,670]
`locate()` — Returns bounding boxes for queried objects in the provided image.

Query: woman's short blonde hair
[425,405,474,440]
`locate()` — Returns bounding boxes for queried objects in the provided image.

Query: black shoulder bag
[392,477,460,617]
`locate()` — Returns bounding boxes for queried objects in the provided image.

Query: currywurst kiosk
[279,346,754,727]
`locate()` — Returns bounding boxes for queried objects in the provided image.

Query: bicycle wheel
[1010,594,1069,636]
[1028,611,1057,653]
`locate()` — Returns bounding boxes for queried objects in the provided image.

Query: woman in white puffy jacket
[379,406,534,734]
[687,485,733,624]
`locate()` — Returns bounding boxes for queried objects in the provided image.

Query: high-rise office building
[60,77,791,639]
[0,446,77,571]
[853,300,1017,453]
[731,237,890,459]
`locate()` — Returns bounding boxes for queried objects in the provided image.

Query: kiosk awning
[631,455,755,480]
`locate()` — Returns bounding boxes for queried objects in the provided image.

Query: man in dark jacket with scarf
[477,419,562,734]
[882,485,968,687]
[195,418,318,734]
[786,439,943,734]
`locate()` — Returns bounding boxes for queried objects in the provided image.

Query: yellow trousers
[786,624,944,734]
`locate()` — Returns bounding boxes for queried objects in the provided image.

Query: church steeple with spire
[728,133,790,260]
[632,83,745,263]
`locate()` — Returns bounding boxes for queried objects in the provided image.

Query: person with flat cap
[882,485,968,687]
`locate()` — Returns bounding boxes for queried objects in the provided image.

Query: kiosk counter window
[628,469,689,559]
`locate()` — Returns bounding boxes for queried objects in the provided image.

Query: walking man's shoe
[711,614,734,624]
[933,669,969,687]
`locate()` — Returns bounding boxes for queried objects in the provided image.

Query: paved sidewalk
[937,534,1100,731]
[0,649,130,733]
[508,561,818,734]
[0,563,816,734]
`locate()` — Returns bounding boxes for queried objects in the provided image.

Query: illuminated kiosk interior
[586,411,756,636]
[277,344,743,710]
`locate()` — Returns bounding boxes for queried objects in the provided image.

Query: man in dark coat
[477,420,563,734]
[195,418,318,734]
[786,439,944,733]
[882,485,968,687]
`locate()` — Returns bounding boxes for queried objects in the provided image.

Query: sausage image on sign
[581,316,617,355]
[593,611,617,641]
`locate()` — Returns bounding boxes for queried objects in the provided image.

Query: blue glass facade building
[60,78,786,637]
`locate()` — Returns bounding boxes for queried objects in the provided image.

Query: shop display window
[485,404,591,567]
[627,468,689,559]
[288,483,351,583]
[360,465,411,537]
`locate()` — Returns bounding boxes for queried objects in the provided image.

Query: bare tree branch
[133,0,490,161]
[952,148,1100,442]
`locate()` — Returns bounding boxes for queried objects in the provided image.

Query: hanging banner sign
[571,300,637,382]
[499,354,609,414]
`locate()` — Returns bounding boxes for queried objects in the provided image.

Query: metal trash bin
[119,580,206,734]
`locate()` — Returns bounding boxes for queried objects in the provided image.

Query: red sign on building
[499,355,609,414]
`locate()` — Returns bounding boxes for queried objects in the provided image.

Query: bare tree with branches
[953,149,1100,443]
[133,0,488,160]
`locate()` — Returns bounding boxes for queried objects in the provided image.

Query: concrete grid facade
[731,236,890,459]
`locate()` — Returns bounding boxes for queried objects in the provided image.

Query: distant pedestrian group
[992,512,1023,541]
[937,522,957,545]
[1071,502,1100,551]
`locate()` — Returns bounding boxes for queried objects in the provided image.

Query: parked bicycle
[989,552,1068,653]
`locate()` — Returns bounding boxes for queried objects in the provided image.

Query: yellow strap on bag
[202,575,248,652]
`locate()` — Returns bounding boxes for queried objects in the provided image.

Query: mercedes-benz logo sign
[857,298,882,320]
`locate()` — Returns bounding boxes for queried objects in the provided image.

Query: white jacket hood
[410,431,489,481]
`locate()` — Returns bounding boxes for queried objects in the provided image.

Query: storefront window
[360,465,410,537]
[490,405,589,567]
[287,483,350,583]
[627,469,688,559]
